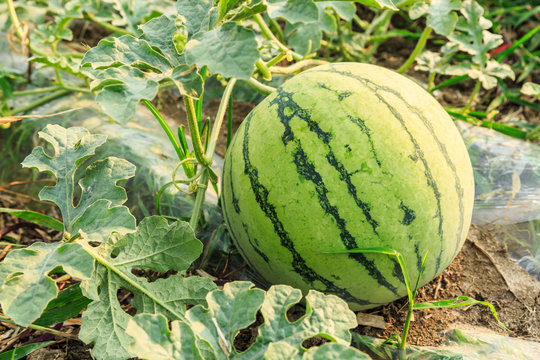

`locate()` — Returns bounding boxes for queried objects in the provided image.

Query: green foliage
[0,341,53,360]
[79,216,217,360]
[22,125,136,242]
[1,0,538,358]
[409,0,462,36]
[126,282,368,359]
[521,82,540,99]
[184,22,259,79]
[0,242,94,327]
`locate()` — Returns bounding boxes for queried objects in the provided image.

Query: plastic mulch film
[353,328,540,360]
[458,121,540,226]
[457,121,540,280]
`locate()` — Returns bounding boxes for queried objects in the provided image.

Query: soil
[354,225,540,346]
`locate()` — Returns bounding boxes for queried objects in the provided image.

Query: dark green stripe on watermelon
[241,111,375,307]
[321,67,448,275]
[269,88,403,297]
[346,115,382,168]
[242,223,270,263]
[340,70,466,261]
[399,202,416,226]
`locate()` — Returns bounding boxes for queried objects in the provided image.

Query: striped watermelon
[221,63,474,310]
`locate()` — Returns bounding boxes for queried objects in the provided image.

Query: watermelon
[221,63,474,310]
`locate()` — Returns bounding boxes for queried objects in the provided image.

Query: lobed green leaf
[21,125,136,242]
[0,242,94,327]
[79,216,216,360]
[127,282,363,359]
[184,22,259,79]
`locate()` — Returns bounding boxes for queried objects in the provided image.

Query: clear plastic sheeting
[457,121,540,280]
[353,328,540,360]
[458,121,540,226]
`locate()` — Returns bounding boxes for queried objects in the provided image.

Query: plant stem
[84,12,131,36]
[266,52,287,68]
[189,79,237,229]
[0,314,78,340]
[12,86,59,97]
[184,96,209,167]
[8,89,71,115]
[6,0,24,40]
[397,26,432,74]
[205,79,237,164]
[463,79,481,113]
[270,59,329,74]
[427,72,436,92]
[527,124,540,139]
[269,18,285,43]
[189,170,209,230]
[245,78,276,95]
[227,95,233,148]
[253,14,302,61]
[255,59,272,81]
[400,302,414,350]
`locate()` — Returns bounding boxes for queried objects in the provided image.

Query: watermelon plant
[0,0,533,358]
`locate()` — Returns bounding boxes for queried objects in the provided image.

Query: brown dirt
[354,225,540,346]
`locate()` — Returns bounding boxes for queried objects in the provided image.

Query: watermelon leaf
[184,22,260,80]
[0,242,94,327]
[79,216,217,360]
[351,0,398,11]
[448,0,502,66]
[521,82,540,99]
[126,282,365,359]
[21,124,136,242]
[81,15,204,123]
[266,0,319,24]
[409,0,462,36]
[176,0,214,36]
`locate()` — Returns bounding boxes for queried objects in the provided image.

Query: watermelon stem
[190,79,237,230]
[397,26,432,74]
[462,79,482,113]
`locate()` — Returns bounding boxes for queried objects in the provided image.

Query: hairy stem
[398,26,432,74]
[266,52,287,68]
[270,59,329,74]
[12,86,59,97]
[463,79,481,113]
[255,59,272,81]
[6,0,24,40]
[205,79,237,164]
[245,77,276,95]
[184,96,209,167]
[189,170,209,230]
